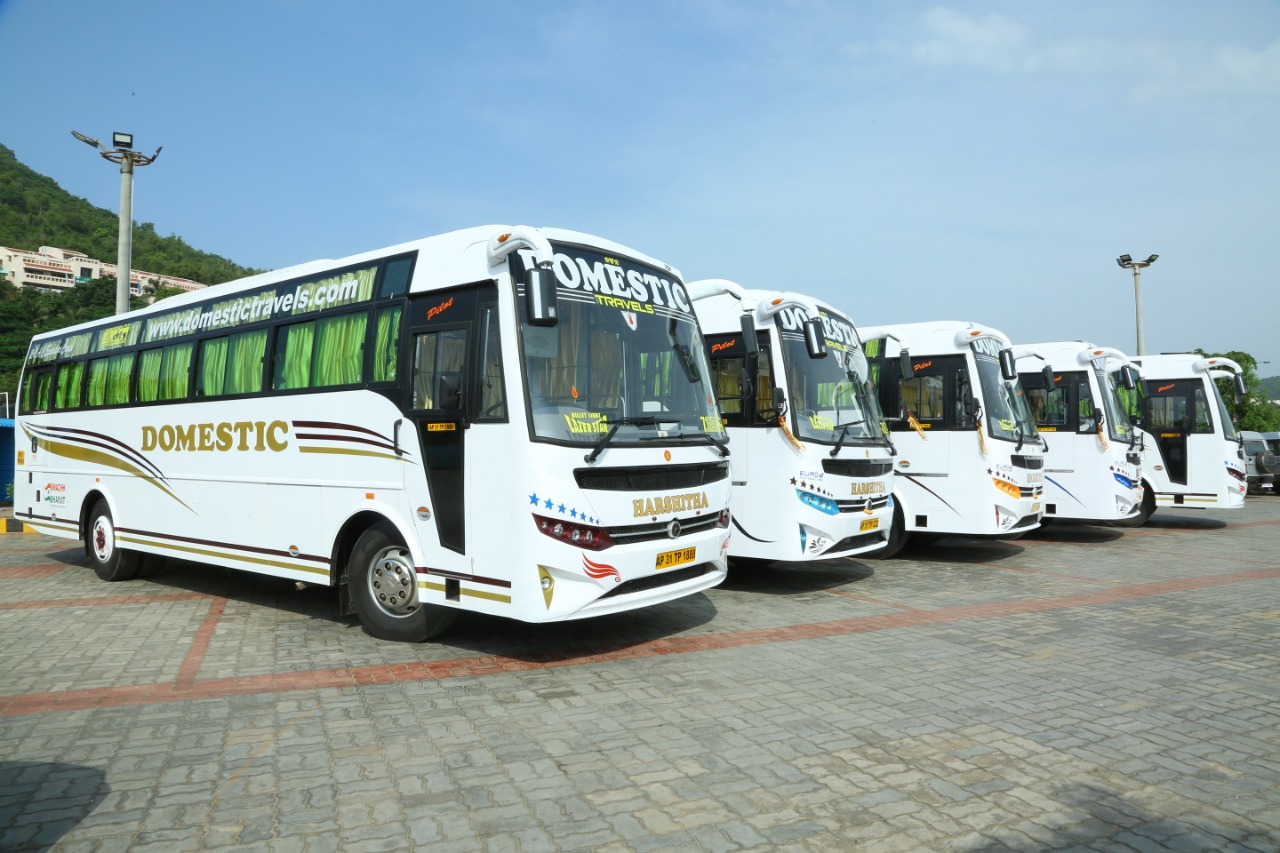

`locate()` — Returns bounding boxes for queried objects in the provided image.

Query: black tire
[349,521,456,642]
[864,502,907,560]
[85,499,140,582]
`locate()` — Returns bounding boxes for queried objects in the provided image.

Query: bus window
[373,306,402,383]
[159,342,193,401]
[137,349,164,402]
[476,305,506,420]
[413,329,467,410]
[54,362,84,410]
[314,314,367,387]
[23,368,54,414]
[199,330,266,397]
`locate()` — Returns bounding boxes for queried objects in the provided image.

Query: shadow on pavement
[0,761,108,853]
[957,781,1278,852]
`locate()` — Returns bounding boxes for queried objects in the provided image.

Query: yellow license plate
[860,518,880,532]
[655,547,696,570]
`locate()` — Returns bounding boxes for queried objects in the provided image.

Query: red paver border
[1,564,1276,718]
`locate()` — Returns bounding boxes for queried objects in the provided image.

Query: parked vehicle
[861,321,1045,557]
[1016,342,1144,523]
[690,280,896,562]
[1241,430,1279,494]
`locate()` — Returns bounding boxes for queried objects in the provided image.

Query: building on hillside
[0,244,205,297]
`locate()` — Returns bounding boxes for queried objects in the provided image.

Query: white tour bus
[1015,342,1145,524]
[1118,353,1247,519]
[14,225,732,642]
[860,321,1045,557]
[689,280,895,562]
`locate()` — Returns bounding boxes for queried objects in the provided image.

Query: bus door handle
[393,419,404,456]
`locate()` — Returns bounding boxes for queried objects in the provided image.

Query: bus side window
[476,305,506,420]
[372,306,402,383]
[1077,380,1096,433]
[199,330,266,397]
[709,354,745,415]
[23,368,54,414]
[413,329,467,410]
[53,362,84,410]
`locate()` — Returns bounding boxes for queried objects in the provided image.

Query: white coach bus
[689,280,894,562]
[1120,353,1247,519]
[1015,342,1145,524]
[860,321,1045,557]
[14,225,732,642]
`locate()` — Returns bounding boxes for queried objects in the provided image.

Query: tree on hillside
[0,277,146,399]
[0,143,261,285]
[1195,349,1280,432]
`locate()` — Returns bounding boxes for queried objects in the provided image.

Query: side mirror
[999,348,1017,381]
[964,395,979,418]
[525,266,558,327]
[772,387,786,416]
[1042,366,1055,389]
[1121,366,1137,390]
[437,372,462,411]
[739,313,759,356]
[899,349,913,379]
[1234,374,1247,397]
[803,317,827,359]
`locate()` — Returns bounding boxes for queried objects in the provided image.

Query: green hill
[0,142,261,398]
[1260,375,1280,400]
[0,142,257,285]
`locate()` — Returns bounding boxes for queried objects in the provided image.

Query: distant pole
[1115,253,1158,355]
[71,131,162,315]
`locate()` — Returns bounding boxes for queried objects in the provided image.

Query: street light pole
[1116,253,1158,355]
[71,131,162,315]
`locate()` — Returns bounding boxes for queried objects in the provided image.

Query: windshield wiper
[636,425,730,457]
[583,416,659,463]
[828,419,866,457]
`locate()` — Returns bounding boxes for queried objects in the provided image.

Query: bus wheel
[349,522,456,642]
[865,504,907,560]
[86,499,140,582]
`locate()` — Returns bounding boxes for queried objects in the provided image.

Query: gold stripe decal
[297,447,411,462]
[24,424,193,512]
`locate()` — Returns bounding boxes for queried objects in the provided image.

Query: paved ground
[1,498,1278,852]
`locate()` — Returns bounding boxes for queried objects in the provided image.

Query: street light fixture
[1116,253,1158,355]
[71,130,163,315]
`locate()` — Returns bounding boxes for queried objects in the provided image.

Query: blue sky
[4,1,1278,372]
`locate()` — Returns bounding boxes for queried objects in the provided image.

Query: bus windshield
[975,356,1038,443]
[1097,367,1136,444]
[1209,377,1239,442]
[515,245,721,446]
[783,336,886,445]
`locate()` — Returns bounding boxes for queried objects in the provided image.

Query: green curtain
[160,343,193,401]
[314,314,367,387]
[87,360,108,407]
[199,337,229,397]
[374,307,401,382]
[227,330,267,394]
[276,322,315,390]
[137,350,163,402]
[54,362,84,410]
[106,354,134,405]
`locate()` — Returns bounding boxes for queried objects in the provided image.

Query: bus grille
[575,462,729,492]
[822,459,894,478]
[835,495,892,514]
[1011,454,1044,470]
[1018,484,1044,498]
[599,563,716,599]
[607,514,723,545]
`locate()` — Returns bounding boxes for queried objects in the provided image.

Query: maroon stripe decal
[115,526,331,564]
[417,567,513,588]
